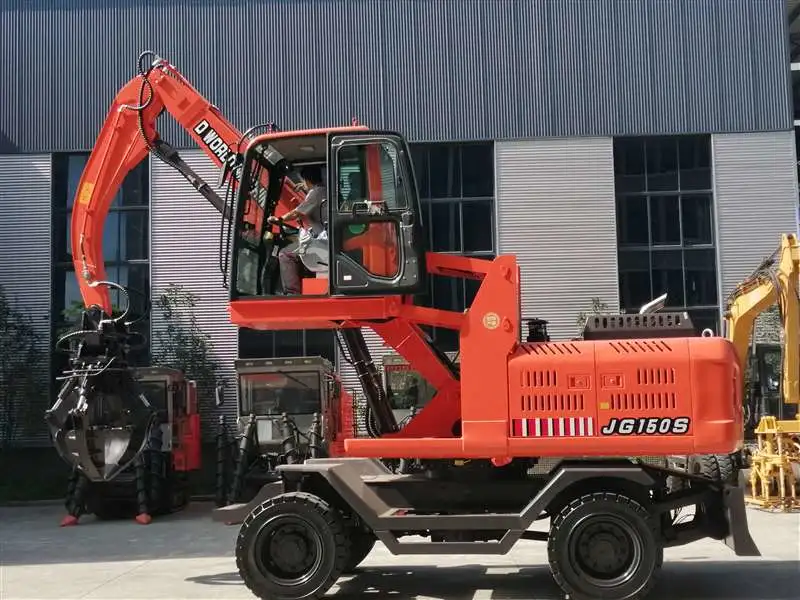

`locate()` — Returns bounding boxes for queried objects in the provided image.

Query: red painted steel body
[506,336,742,456]
[72,55,746,467]
[227,246,744,461]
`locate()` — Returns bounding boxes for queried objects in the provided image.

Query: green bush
[150,284,221,412]
[0,285,48,449]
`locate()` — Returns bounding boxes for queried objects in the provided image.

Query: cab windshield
[385,365,436,410]
[138,380,168,422]
[229,139,326,298]
[239,370,322,416]
[230,146,281,297]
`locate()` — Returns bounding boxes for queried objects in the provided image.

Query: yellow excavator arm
[724,233,799,411]
[725,234,800,511]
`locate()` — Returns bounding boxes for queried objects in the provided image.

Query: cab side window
[336,141,408,215]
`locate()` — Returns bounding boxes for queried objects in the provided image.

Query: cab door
[327,132,427,296]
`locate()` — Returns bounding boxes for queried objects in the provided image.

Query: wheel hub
[270,528,313,572]
[255,516,323,586]
[570,514,642,588]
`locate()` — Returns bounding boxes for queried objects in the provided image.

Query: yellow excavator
[723,232,800,510]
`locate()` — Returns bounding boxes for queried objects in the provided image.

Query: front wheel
[342,528,376,573]
[548,492,661,600]
[236,492,350,600]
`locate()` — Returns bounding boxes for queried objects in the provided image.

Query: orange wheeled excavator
[48,51,761,600]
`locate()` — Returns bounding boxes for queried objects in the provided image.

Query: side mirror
[639,292,668,315]
[320,197,329,228]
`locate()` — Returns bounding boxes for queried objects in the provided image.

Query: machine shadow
[186,560,800,600]
[0,502,239,565]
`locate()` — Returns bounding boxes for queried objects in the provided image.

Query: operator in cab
[267,164,327,295]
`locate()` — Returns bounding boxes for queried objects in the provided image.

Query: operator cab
[134,367,201,472]
[227,128,427,300]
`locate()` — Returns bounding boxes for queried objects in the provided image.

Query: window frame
[408,141,496,352]
[238,328,337,364]
[614,135,721,333]
[50,152,152,370]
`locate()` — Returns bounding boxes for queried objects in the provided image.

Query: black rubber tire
[167,485,189,514]
[342,529,376,573]
[548,492,661,600]
[713,453,737,484]
[692,454,721,480]
[87,489,136,520]
[236,492,350,600]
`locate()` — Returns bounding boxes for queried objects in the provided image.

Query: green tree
[576,297,615,332]
[56,300,86,340]
[0,285,48,448]
[150,284,220,406]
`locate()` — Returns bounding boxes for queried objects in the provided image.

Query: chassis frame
[214,456,760,555]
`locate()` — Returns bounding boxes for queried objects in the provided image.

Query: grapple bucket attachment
[46,368,156,482]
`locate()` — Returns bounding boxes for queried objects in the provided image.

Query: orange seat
[302,277,328,295]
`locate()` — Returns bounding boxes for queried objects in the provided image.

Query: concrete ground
[0,502,798,600]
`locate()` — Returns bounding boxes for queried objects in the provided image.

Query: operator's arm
[271,187,323,223]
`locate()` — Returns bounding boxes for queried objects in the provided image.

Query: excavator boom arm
[725,233,800,408]
[70,52,302,313]
[47,51,310,486]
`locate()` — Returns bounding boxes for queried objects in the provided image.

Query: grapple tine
[46,369,156,482]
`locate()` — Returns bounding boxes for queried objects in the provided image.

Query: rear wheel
[714,453,737,483]
[86,483,136,520]
[692,454,721,480]
[548,492,661,600]
[236,492,349,600]
[690,453,739,484]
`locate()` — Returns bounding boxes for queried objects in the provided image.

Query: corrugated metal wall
[495,138,620,341]
[712,131,799,304]
[0,154,52,446]
[149,150,238,437]
[0,0,791,153]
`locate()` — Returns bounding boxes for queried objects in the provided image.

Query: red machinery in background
[215,356,356,507]
[46,51,760,600]
[51,314,201,525]
[45,50,347,525]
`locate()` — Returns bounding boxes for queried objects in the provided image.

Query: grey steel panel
[149,150,238,437]
[712,131,799,306]
[0,154,52,446]
[495,138,620,341]
[0,0,792,153]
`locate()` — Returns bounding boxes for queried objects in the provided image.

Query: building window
[238,329,336,364]
[409,141,495,352]
[614,135,720,334]
[51,153,151,368]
